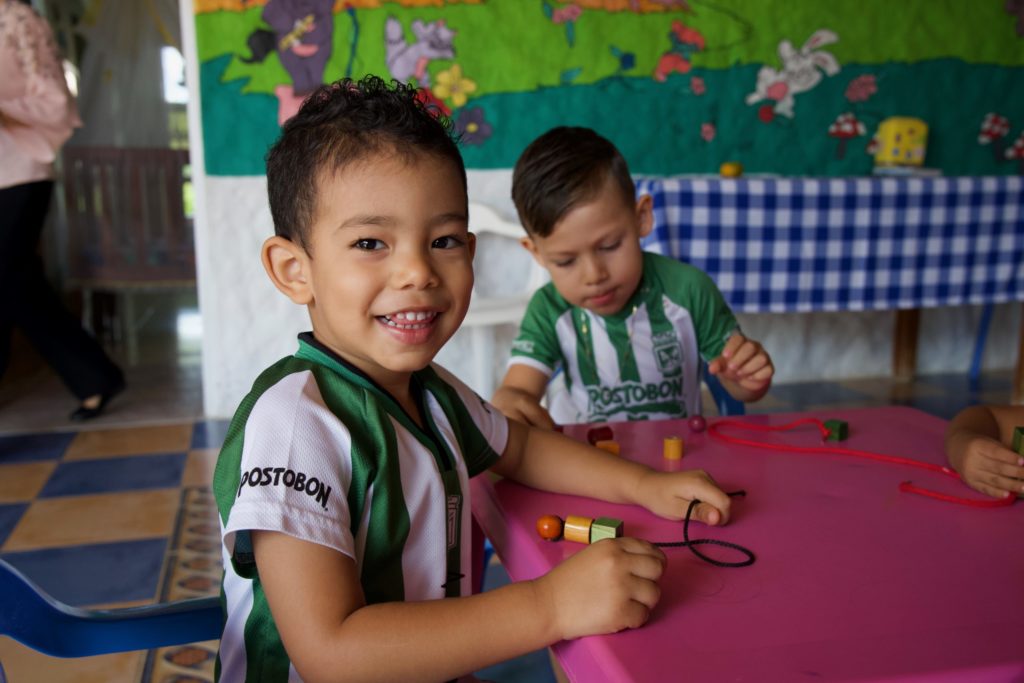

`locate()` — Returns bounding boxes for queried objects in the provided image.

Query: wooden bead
[595,440,620,455]
[590,517,624,542]
[663,435,684,460]
[1013,426,1024,456]
[563,515,593,544]
[587,425,614,445]
[824,419,849,441]
[536,514,564,541]
[688,415,707,432]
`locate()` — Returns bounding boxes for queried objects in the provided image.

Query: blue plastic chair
[0,558,221,681]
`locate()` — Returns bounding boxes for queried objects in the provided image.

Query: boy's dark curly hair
[511,126,635,238]
[265,75,466,251]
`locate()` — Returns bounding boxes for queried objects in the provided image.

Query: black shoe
[69,382,124,421]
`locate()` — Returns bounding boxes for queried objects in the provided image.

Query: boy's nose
[582,256,608,285]
[392,249,439,289]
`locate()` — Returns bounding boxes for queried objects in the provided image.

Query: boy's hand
[635,469,732,526]
[536,537,666,640]
[708,332,774,397]
[491,386,556,430]
[953,434,1024,499]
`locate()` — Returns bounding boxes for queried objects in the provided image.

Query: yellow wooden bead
[663,435,684,460]
[563,515,593,544]
[595,440,620,455]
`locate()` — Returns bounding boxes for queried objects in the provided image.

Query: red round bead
[536,514,564,541]
[688,415,707,433]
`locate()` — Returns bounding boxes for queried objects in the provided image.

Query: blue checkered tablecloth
[638,176,1024,313]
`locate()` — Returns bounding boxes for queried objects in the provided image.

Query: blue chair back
[0,558,221,667]
[703,362,745,416]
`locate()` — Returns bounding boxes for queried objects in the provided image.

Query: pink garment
[0,0,82,189]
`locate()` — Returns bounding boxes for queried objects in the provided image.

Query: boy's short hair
[511,126,636,238]
[265,75,467,251]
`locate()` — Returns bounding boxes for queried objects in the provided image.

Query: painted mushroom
[828,112,866,159]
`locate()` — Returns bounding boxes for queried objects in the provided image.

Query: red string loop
[707,418,1014,509]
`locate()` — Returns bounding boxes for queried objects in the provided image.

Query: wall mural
[193,0,1024,177]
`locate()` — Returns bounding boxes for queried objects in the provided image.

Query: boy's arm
[707,332,774,403]
[491,419,731,526]
[253,527,665,683]
[491,363,556,429]
[944,404,1024,499]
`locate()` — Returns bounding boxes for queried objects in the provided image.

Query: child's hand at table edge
[951,433,1024,499]
[707,332,774,398]
[534,536,667,640]
[634,468,732,526]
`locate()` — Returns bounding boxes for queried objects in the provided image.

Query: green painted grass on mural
[201,55,1024,178]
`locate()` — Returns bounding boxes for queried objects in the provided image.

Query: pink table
[471,407,1024,682]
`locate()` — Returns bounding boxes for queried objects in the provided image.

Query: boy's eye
[598,240,622,252]
[354,238,385,251]
[553,258,576,268]
[432,235,465,249]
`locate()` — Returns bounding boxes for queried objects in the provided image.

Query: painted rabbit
[745,29,840,118]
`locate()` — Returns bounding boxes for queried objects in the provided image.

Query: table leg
[893,309,920,382]
[1014,303,1024,404]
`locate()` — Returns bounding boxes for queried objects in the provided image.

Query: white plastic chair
[461,203,547,398]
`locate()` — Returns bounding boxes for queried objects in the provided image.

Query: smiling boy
[212,78,735,683]
[493,126,774,428]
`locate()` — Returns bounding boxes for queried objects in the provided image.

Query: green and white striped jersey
[510,252,737,423]
[213,334,507,682]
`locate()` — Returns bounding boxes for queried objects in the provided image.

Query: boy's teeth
[382,311,436,327]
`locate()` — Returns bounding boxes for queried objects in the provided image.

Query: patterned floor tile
[0,461,58,502]
[190,420,231,449]
[64,424,193,461]
[0,641,145,683]
[3,489,179,551]
[182,449,218,488]
[0,431,76,462]
[39,453,187,498]
[0,503,29,547]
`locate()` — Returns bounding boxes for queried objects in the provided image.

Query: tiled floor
[0,298,1015,681]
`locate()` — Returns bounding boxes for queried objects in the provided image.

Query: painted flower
[844,74,877,103]
[455,107,493,146]
[653,52,691,82]
[552,3,582,24]
[433,64,477,108]
[700,122,716,142]
[690,75,706,95]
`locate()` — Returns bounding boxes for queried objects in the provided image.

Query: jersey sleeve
[428,364,509,476]
[218,371,355,577]
[688,267,739,361]
[507,285,565,377]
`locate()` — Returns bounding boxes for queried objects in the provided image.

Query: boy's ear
[261,235,314,305]
[635,194,654,238]
[519,235,544,265]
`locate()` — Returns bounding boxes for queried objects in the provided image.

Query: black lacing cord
[653,490,755,568]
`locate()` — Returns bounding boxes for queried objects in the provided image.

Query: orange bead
[536,514,564,541]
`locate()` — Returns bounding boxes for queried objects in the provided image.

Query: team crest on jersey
[652,331,682,375]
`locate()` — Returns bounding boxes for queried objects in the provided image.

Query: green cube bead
[824,419,849,441]
[590,517,624,542]
[1013,426,1024,457]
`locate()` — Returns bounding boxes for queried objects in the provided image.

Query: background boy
[945,403,1024,499]
[492,126,774,429]
[213,77,735,682]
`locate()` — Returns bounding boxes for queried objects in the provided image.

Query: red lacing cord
[707,418,1015,509]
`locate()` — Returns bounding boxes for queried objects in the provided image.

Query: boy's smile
[522,175,652,316]
[294,152,474,396]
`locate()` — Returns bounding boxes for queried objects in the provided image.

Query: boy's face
[522,176,652,316]
[300,153,474,389]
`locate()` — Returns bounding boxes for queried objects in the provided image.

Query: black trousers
[0,180,124,400]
